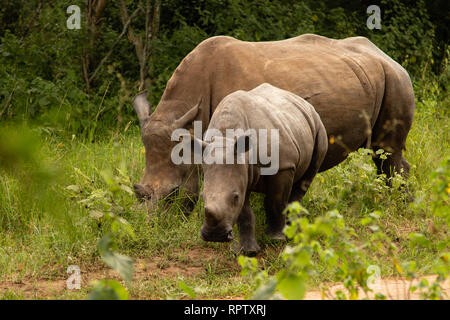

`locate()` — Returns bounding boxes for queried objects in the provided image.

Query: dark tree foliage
[0,0,447,139]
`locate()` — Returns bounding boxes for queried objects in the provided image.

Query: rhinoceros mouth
[201,227,233,242]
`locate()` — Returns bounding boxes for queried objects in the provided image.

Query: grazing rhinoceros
[196,83,328,255]
[132,34,415,212]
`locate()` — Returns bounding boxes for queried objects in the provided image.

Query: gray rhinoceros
[132,34,415,212]
[196,83,328,255]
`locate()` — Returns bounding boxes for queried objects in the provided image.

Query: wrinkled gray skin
[132,34,415,213]
[200,84,328,255]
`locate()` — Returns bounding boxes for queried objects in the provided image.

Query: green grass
[0,81,448,299]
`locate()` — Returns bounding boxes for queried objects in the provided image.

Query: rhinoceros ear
[172,98,202,130]
[132,90,151,129]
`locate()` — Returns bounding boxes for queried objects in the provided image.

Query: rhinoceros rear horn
[132,90,151,129]
[172,98,202,130]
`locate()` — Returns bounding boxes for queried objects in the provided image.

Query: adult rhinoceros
[132,34,415,211]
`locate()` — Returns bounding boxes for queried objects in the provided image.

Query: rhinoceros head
[200,135,251,242]
[132,91,201,212]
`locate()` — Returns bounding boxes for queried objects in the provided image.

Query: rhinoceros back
[159,34,413,172]
[210,83,325,179]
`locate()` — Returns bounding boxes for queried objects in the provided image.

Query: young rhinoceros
[198,83,328,256]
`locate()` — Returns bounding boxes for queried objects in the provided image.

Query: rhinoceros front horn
[132,90,151,129]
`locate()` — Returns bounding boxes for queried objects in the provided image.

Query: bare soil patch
[304,275,449,300]
[0,246,238,299]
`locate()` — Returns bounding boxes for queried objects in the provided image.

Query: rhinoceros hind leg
[372,147,414,201]
[264,170,295,240]
[372,147,411,184]
[289,125,328,204]
[370,67,414,197]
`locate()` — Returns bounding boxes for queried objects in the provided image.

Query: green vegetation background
[0,0,448,136]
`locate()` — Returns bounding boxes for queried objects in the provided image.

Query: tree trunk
[82,0,108,91]
[119,0,161,92]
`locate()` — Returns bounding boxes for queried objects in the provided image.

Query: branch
[119,0,141,49]
[20,0,43,40]
[93,0,108,21]
[152,0,161,42]
[88,7,141,84]
[143,0,151,60]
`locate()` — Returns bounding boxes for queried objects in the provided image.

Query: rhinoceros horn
[132,90,151,129]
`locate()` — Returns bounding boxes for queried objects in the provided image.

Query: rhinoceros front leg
[264,170,295,240]
[234,195,261,257]
[180,166,201,215]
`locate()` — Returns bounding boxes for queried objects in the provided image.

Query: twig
[94,81,111,122]
[88,7,142,84]
[56,90,69,120]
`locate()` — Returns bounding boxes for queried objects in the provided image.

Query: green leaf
[322,249,338,267]
[111,217,135,239]
[120,184,134,195]
[327,209,342,219]
[87,279,129,300]
[418,278,429,288]
[38,96,50,106]
[277,273,306,300]
[335,290,347,300]
[238,256,258,275]
[66,185,81,193]
[178,280,197,299]
[89,210,104,220]
[360,217,372,226]
[375,293,387,300]
[408,233,431,247]
[251,278,277,300]
[294,249,311,267]
[283,224,297,239]
[98,234,134,284]
[369,211,382,219]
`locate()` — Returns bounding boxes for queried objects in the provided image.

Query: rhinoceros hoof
[232,240,261,257]
[266,229,286,241]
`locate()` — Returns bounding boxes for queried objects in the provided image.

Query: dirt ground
[304,275,449,300]
[1,248,448,300]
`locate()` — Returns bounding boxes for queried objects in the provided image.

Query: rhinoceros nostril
[134,184,148,200]
[227,230,233,241]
